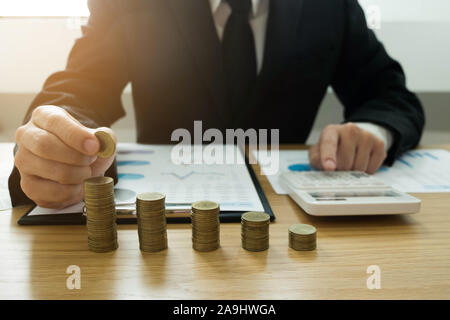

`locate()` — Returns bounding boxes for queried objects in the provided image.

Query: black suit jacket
[9,0,424,206]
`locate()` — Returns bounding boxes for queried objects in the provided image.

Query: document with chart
[253,149,450,194]
[113,143,264,212]
[28,144,265,217]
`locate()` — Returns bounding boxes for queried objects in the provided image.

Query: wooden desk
[1,145,450,299]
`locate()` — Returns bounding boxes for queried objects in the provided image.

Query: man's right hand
[14,105,116,208]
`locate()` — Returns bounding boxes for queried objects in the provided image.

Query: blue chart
[288,163,314,172]
[405,150,440,160]
[118,160,150,180]
[117,160,150,166]
[398,158,413,168]
[397,150,440,169]
[373,149,450,192]
[424,152,439,160]
[118,173,145,180]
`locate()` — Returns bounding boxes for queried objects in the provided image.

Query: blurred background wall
[0,0,449,144]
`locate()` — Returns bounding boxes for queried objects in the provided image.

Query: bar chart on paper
[253,149,450,194]
[375,149,450,192]
[115,144,264,212]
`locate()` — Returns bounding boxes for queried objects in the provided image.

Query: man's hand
[14,105,116,208]
[309,123,387,174]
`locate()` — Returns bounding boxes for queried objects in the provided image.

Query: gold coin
[192,200,219,212]
[95,128,116,158]
[289,224,317,235]
[84,176,114,186]
[242,212,270,223]
[137,192,166,202]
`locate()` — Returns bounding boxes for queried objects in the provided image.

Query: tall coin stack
[241,212,270,252]
[289,224,317,251]
[84,176,118,253]
[136,192,168,252]
[191,201,220,252]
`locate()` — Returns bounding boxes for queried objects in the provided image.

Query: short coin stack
[84,176,118,253]
[191,201,220,252]
[241,212,270,252]
[136,192,168,252]
[288,224,317,251]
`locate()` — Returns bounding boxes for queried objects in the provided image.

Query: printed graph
[161,171,225,180]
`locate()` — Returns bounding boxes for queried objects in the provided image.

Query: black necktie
[222,0,257,119]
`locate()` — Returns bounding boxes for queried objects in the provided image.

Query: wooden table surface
[1,145,449,300]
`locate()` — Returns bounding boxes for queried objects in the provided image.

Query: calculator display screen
[309,190,401,201]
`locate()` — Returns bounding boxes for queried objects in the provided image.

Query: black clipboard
[18,156,274,225]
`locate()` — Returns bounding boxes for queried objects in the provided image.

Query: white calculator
[280,171,421,216]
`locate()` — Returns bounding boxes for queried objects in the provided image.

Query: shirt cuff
[354,122,394,151]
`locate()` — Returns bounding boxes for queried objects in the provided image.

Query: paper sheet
[375,149,450,192]
[28,202,85,216]
[29,144,264,216]
[252,149,450,194]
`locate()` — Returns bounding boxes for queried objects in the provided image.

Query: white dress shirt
[209,0,393,150]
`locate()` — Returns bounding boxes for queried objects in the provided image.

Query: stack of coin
[288,224,317,251]
[191,201,220,252]
[241,212,270,252]
[136,192,168,252]
[84,176,118,253]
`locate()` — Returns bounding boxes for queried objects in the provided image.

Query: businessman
[10,0,424,208]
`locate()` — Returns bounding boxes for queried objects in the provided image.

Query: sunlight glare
[0,0,89,16]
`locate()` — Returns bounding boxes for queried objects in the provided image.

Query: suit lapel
[167,0,230,125]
